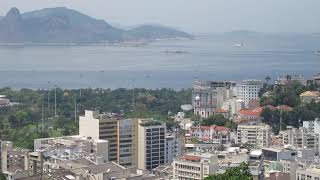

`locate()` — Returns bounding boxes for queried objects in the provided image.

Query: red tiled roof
[277,105,293,111]
[198,125,229,132]
[215,108,228,113]
[201,136,210,141]
[239,109,261,117]
[183,155,201,161]
[264,105,277,111]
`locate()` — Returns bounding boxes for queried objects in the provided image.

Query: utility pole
[132,86,135,112]
[280,108,283,131]
[54,87,57,117]
[41,94,44,131]
[74,95,77,123]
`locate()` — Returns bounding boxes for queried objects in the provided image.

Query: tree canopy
[205,162,253,180]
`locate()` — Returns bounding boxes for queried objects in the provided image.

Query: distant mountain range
[0,7,192,44]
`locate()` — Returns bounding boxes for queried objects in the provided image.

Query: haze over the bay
[0,0,319,34]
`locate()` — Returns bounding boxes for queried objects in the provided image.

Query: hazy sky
[0,0,319,33]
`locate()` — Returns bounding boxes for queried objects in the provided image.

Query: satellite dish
[181,104,193,111]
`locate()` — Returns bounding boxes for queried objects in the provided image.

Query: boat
[315,50,320,55]
[233,43,244,48]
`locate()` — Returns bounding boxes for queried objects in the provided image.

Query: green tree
[205,162,253,180]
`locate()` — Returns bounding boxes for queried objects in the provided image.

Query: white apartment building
[303,118,320,134]
[236,80,263,106]
[190,125,230,144]
[166,134,183,163]
[279,126,320,153]
[237,123,271,147]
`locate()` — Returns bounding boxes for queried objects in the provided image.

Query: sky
[0,0,319,34]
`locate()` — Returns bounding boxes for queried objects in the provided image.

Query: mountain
[126,24,192,40]
[0,7,191,44]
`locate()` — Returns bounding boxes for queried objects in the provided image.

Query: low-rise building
[237,123,272,147]
[300,91,320,103]
[275,74,306,86]
[172,149,264,180]
[190,125,230,144]
[297,166,320,180]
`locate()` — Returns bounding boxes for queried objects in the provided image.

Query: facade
[117,118,136,167]
[236,80,263,106]
[236,123,271,147]
[166,134,183,163]
[221,98,245,117]
[303,118,320,134]
[0,141,29,180]
[275,74,306,86]
[279,127,320,153]
[238,107,263,121]
[297,166,320,180]
[136,119,167,170]
[34,135,109,164]
[314,73,320,85]
[190,125,230,144]
[300,91,320,103]
[79,110,120,162]
[192,81,236,118]
[172,150,264,180]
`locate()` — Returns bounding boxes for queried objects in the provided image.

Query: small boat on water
[233,43,245,48]
[315,50,320,55]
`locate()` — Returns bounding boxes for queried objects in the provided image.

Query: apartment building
[117,118,136,167]
[236,80,263,106]
[192,81,236,118]
[79,110,120,162]
[303,118,320,134]
[190,125,230,144]
[166,134,183,163]
[136,119,167,170]
[236,123,271,147]
[279,126,320,153]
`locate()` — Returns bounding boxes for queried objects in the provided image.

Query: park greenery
[204,162,253,180]
[0,87,191,149]
[259,80,320,134]
[192,114,237,130]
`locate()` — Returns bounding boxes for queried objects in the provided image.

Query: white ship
[233,43,244,48]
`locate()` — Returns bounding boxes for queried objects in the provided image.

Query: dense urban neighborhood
[0,72,319,179]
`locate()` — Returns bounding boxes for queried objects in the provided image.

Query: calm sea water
[0,34,319,89]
